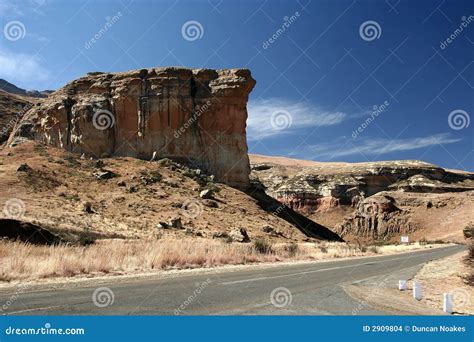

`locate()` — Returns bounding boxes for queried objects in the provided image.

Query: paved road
[0,245,464,315]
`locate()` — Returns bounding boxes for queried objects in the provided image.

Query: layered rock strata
[10,67,256,188]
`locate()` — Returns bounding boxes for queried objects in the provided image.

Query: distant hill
[0,79,53,99]
[0,90,40,143]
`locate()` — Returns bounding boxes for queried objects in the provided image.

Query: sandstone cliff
[250,154,474,242]
[10,67,256,188]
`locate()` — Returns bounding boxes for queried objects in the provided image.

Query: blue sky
[1,0,473,170]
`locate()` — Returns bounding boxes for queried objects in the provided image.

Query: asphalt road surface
[0,245,464,315]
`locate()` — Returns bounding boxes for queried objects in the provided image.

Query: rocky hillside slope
[0,90,38,143]
[9,67,255,189]
[250,154,474,242]
[0,141,341,245]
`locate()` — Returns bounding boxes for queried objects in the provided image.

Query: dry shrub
[253,238,273,254]
[0,237,434,283]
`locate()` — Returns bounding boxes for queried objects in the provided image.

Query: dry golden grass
[0,238,438,283]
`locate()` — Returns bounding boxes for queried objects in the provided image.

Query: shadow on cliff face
[246,184,344,242]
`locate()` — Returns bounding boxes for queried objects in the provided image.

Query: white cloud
[0,1,24,17]
[0,49,50,87]
[27,32,49,43]
[303,133,462,160]
[0,0,48,18]
[247,98,346,140]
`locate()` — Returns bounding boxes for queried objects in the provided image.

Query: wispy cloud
[0,49,50,87]
[247,98,346,140]
[0,0,48,18]
[299,133,462,160]
[0,0,24,17]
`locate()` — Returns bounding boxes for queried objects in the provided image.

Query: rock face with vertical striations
[250,154,474,242]
[9,67,256,188]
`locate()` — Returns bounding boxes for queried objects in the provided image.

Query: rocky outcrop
[251,160,474,213]
[338,194,414,239]
[10,67,256,188]
[250,155,474,241]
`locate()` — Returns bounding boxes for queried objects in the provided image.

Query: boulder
[199,189,214,199]
[17,163,32,172]
[157,222,169,229]
[82,201,94,214]
[229,228,250,242]
[93,170,117,180]
[169,217,183,229]
[261,225,274,233]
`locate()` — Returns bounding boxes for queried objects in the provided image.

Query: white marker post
[413,281,422,300]
[443,293,453,314]
[398,280,407,291]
